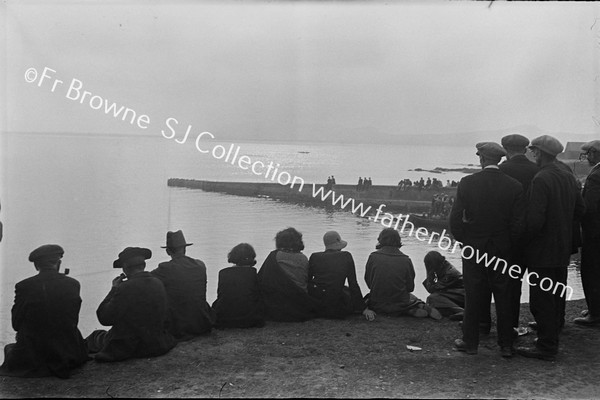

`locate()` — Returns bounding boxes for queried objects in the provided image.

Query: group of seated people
[0,228,465,379]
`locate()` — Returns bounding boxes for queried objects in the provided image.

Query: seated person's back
[308,231,373,320]
[85,247,176,362]
[152,230,215,340]
[0,245,88,378]
[212,243,264,328]
[258,227,316,322]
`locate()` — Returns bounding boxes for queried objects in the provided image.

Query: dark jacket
[582,163,600,240]
[212,266,264,328]
[0,269,88,378]
[257,250,316,322]
[524,162,586,269]
[308,250,365,318]
[152,255,215,339]
[499,154,540,196]
[555,159,584,253]
[450,167,524,258]
[423,262,464,293]
[94,272,176,361]
[364,247,417,314]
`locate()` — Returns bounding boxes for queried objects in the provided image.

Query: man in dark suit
[450,142,524,358]
[152,230,215,340]
[85,247,176,362]
[574,140,600,326]
[499,134,540,331]
[517,135,585,361]
[0,245,88,378]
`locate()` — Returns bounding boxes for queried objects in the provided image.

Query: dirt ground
[1,298,599,399]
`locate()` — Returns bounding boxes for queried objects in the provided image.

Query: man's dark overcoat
[450,167,524,349]
[0,269,88,378]
[499,154,540,195]
[152,255,215,339]
[86,272,176,362]
[580,163,600,317]
[499,154,540,326]
[524,163,585,269]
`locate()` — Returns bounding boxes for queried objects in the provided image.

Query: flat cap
[581,140,600,152]
[29,244,64,262]
[476,142,507,159]
[113,247,152,269]
[529,135,564,157]
[501,134,530,148]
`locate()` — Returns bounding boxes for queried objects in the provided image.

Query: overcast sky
[3,1,600,141]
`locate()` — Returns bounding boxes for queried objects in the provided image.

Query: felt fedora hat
[113,247,152,269]
[161,230,193,249]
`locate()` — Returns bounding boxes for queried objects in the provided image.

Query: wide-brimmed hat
[323,231,347,250]
[529,135,564,157]
[161,230,193,249]
[29,244,64,263]
[113,247,152,269]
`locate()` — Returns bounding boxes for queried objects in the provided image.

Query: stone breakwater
[167,179,456,215]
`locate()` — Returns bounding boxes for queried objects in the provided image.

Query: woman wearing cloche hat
[308,231,376,321]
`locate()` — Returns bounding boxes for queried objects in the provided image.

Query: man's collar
[484,165,499,170]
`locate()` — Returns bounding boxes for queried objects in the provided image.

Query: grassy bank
[1,298,598,398]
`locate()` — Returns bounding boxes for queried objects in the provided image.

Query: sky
[2,1,600,142]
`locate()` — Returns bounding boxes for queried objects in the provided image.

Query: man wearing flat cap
[0,245,88,378]
[574,140,600,326]
[85,247,176,362]
[450,142,525,358]
[499,134,540,332]
[151,230,215,340]
[516,135,585,361]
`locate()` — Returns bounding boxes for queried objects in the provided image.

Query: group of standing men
[357,176,372,191]
[0,230,214,378]
[450,134,599,361]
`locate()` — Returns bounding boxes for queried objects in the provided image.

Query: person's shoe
[449,312,464,321]
[573,315,600,326]
[527,321,538,331]
[412,308,428,318]
[500,346,514,358]
[425,305,443,320]
[516,346,556,361]
[454,339,477,355]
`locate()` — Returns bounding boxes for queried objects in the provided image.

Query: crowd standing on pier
[397,177,458,191]
[1,134,599,379]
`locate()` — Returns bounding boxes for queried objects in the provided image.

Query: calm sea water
[0,133,584,355]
